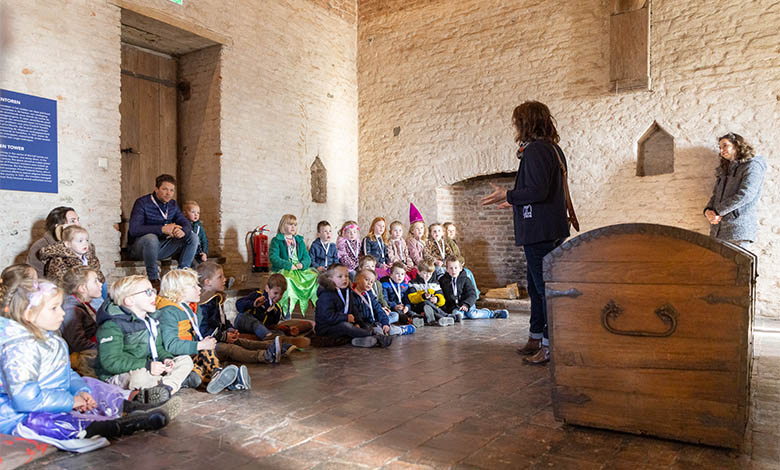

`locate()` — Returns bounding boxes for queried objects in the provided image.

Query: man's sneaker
[454,312,465,323]
[228,365,252,391]
[438,317,455,327]
[412,317,425,329]
[206,365,239,394]
[398,325,416,335]
[351,336,378,348]
[494,309,509,319]
[116,409,169,436]
[132,384,171,405]
[374,334,393,348]
[180,371,202,389]
[264,336,282,364]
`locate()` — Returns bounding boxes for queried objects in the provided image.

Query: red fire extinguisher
[247,225,270,272]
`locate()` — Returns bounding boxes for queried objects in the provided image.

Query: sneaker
[438,317,455,327]
[454,312,465,323]
[412,317,425,329]
[229,365,252,391]
[180,371,202,389]
[398,325,416,335]
[374,334,393,348]
[116,409,169,436]
[264,336,282,363]
[494,309,509,319]
[131,384,171,405]
[351,336,378,348]
[280,343,297,358]
[206,365,239,394]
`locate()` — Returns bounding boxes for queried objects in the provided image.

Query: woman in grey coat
[704,133,766,247]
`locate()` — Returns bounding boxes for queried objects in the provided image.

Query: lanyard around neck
[286,237,296,258]
[360,292,374,320]
[337,288,350,314]
[391,281,403,303]
[150,195,169,220]
[346,239,358,258]
[451,278,458,298]
[141,316,159,360]
[435,239,445,259]
[180,303,204,341]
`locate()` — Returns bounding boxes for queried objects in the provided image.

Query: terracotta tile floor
[26,308,780,469]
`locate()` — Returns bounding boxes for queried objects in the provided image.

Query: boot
[523,345,550,365]
[516,338,541,356]
[116,409,169,436]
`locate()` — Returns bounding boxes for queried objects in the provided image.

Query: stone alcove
[637,121,674,176]
[310,155,327,203]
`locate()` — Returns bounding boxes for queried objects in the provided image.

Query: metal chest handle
[601,300,678,337]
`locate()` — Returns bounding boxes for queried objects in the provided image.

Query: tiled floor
[26,307,780,469]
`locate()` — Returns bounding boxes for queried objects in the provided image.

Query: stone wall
[0,0,359,285]
[357,0,780,319]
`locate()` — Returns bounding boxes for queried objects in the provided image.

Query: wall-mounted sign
[0,89,58,193]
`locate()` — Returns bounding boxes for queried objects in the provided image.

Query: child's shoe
[116,409,169,436]
[263,336,282,363]
[397,325,416,335]
[374,334,393,348]
[181,371,202,389]
[280,343,297,358]
[206,365,239,394]
[228,365,252,391]
[351,336,378,348]
[412,317,425,329]
[438,317,455,327]
[131,384,171,405]
[494,309,509,319]
[454,312,465,323]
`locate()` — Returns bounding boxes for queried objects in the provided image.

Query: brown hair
[442,222,456,241]
[512,101,559,144]
[355,269,376,282]
[196,261,222,286]
[318,263,348,290]
[367,217,388,243]
[339,220,359,237]
[390,261,406,274]
[155,174,176,187]
[416,258,435,273]
[45,206,76,235]
[718,132,756,172]
[316,220,331,232]
[1,264,35,286]
[61,225,89,242]
[357,255,376,270]
[445,254,463,265]
[266,273,287,291]
[62,266,97,298]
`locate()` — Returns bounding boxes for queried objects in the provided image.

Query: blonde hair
[1,264,35,286]
[408,221,427,240]
[417,258,435,273]
[160,268,199,302]
[367,217,388,243]
[277,214,298,235]
[195,261,222,286]
[0,278,61,340]
[389,220,405,236]
[110,275,149,307]
[182,200,200,211]
[61,225,89,242]
[63,266,97,297]
[339,220,359,237]
[355,269,376,282]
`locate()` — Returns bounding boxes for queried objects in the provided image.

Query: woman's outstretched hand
[481,183,509,206]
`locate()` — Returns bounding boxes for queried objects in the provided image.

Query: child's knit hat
[409,203,424,224]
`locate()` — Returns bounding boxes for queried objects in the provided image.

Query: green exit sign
[168,0,182,4]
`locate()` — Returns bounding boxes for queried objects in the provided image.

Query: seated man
[127,174,197,288]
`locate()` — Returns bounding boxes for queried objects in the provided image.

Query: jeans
[459,305,495,319]
[523,239,561,342]
[129,231,198,280]
[234,313,271,340]
[386,311,399,324]
[315,321,372,339]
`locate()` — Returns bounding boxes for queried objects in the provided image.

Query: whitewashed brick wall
[357,0,780,319]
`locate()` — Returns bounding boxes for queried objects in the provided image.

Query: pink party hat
[409,203,424,224]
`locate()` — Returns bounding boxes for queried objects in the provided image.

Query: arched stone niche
[637,121,674,176]
[311,155,327,203]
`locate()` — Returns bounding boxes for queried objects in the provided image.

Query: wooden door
[119,44,177,248]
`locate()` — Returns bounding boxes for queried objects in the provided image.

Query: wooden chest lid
[543,223,755,286]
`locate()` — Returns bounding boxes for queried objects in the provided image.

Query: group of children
[0,202,507,450]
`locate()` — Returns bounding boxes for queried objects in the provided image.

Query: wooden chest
[544,224,755,449]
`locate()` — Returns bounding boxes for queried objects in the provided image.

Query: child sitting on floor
[309,220,338,272]
[96,275,193,398]
[234,273,312,348]
[268,214,319,317]
[155,269,248,394]
[406,259,450,327]
[61,266,102,377]
[354,269,414,336]
[39,225,105,286]
[424,223,452,278]
[182,200,209,264]
[440,255,508,322]
[362,217,390,278]
[442,222,480,300]
[314,264,392,348]
[387,220,415,278]
[357,255,392,314]
[406,203,427,268]
[337,220,361,276]
[0,278,170,451]
[382,262,413,325]
[196,262,290,365]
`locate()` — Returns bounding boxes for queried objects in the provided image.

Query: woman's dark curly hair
[718,132,755,172]
[512,101,559,145]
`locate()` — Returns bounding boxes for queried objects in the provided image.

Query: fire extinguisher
[247,225,270,272]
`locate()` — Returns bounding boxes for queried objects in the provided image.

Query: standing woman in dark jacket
[482,101,570,365]
[704,133,766,248]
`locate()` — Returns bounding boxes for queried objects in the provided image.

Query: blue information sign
[0,89,58,193]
